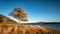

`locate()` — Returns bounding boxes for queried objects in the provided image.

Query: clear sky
[0,0,60,23]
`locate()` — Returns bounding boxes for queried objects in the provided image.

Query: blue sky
[0,0,60,23]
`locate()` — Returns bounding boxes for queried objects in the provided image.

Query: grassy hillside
[0,14,60,34]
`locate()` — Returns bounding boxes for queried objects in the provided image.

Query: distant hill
[20,22,60,25]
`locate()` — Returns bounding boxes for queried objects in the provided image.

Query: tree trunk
[18,19,21,23]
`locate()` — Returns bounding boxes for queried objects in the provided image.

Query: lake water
[39,24,60,30]
[21,22,60,30]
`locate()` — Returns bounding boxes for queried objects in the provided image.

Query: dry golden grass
[0,10,60,34]
[0,24,60,34]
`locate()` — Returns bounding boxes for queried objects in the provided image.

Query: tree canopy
[9,7,28,23]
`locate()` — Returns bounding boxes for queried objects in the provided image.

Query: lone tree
[9,7,28,23]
